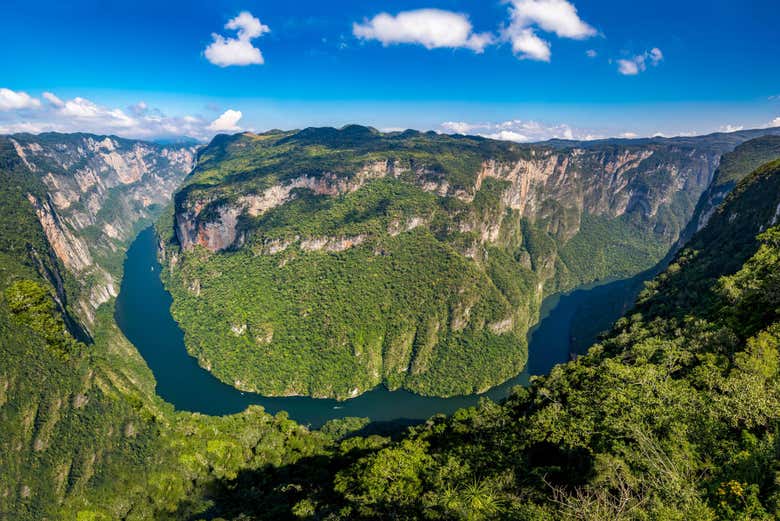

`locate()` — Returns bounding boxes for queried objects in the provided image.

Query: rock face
[175,160,395,251]
[160,126,780,400]
[6,133,196,327]
[173,138,724,256]
[677,135,780,247]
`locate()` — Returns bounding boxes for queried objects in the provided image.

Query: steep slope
[0,135,346,520]
[195,157,780,520]
[5,132,196,328]
[160,126,768,399]
[681,135,780,242]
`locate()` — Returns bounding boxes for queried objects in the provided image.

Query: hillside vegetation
[186,154,780,520]
[0,134,341,520]
[161,126,740,399]
[3,130,780,520]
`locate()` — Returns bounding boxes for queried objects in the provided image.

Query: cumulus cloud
[508,0,596,39]
[505,0,595,61]
[509,29,551,62]
[440,119,604,142]
[353,9,494,52]
[719,124,744,133]
[620,132,638,139]
[205,11,270,67]
[618,47,663,75]
[208,109,243,132]
[42,92,64,107]
[769,117,780,128]
[0,88,41,111]
[0,89,224,140]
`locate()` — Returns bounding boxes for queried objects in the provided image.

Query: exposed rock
[27,194,93,272]
[488,317,514,334]
[72,394,89,409]
[300,235,367,252]
[230,323,247,336]
[8,134,197,328]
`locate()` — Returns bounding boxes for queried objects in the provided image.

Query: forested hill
[3,129,780,520]
[160,126,777,400]
[189,155,780,519]
[0,134,339,520]
[679,135,780,246]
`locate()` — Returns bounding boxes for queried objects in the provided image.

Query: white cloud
[617,59,640,76]
[353,9,494,53]
[586,49,597,58]
[507,0,596,39]
[57,97,136,128]
[441,121,477,134]
[648,47,663,65]
[505,0,595,61]
[440,119,600,142]
[208,109,243,132]
[617,48,663,75]
[719,124,744,133]
[769,117,780,128]
[620,132,638,139]
[42,92,64,107]
[0,88,41,111]
[205,11,270,67]
[509,28,551,62]
[0,91,220,140]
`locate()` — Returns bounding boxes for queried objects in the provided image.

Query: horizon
[8,122,780,146]
[2,0,780,142]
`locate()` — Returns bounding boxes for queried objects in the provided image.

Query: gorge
[159,126,780,400]
[3,127,780,520]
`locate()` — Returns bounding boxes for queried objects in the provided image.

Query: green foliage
[165,219,528,398]
[163,127,701,399]
[5,279,81,357]
[7,130,780,520]
[186,160,780,520]
[558,213,667,284]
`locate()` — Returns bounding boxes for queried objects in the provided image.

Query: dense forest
[2,131,780,519]
[166,157,780,520]
[159,126,759,400]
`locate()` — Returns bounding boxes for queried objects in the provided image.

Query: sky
[1,0,779,142]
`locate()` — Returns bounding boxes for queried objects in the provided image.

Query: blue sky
[1,0,779,141]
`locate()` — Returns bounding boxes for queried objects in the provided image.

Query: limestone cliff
[159,126,780,399]
[6,133,196,327]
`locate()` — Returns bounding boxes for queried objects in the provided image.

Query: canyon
[161,126,780,399]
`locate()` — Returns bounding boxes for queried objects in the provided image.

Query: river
[115,227,643,428]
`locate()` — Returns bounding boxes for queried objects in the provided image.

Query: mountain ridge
[159,126,779,399]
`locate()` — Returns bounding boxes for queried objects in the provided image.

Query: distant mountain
[679,135,780,244]
[159,125,780,399]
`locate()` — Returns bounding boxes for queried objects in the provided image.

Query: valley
[159,126,780,399]
[4,3,780,518]
[2,126,780,519]
[116,225,646,426]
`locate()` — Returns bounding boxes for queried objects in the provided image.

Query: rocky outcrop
[9,133,196,327]
[175,160,395,251]
[26,194,93,272]
[175,141,722,255]
[161,127,780,400]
